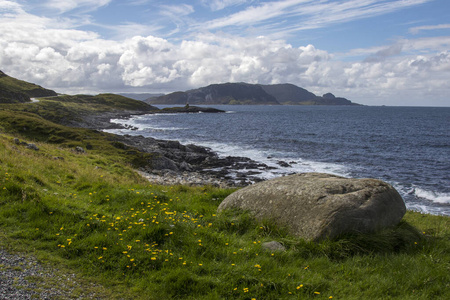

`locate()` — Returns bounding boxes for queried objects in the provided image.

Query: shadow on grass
[281,220,426,260]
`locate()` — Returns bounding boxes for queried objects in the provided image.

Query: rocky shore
[78,110,271,187]
[114,133,271,187]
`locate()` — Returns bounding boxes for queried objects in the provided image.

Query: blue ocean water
[107,105,450,216]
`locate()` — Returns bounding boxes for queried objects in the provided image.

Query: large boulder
[217,173,406,241]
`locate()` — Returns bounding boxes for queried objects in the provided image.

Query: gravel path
[0,248,104,299]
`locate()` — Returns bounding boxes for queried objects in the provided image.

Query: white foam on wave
[394,183,450,205]
[109,116,147,131]
[390,182,450,216]
[413,187,450,204]
[108,115,189,132]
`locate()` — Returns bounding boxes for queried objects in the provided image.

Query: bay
[106,105,450,216]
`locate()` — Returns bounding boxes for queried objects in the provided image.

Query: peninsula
[146,82,361,106]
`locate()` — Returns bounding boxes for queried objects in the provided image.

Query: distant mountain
[118,93,164,101]
[146,83,279,105]
[0,70,57,103]
[260,83,317,105]
[149,82,360,106]
[310,93,357,105]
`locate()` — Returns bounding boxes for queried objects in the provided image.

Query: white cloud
[409,23,450,34]
[126,0,152,5]
[202,0,252,11]
[201,0,433,35]
[159,4,195,17]
[203,0,304,30]
[43,0,112,14]
[0,0,22,12]
[0,0,449,106]
[364,43,404,62]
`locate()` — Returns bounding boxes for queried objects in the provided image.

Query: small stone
[75,146,85,153]
[261,241,286,252]
[26,143,39,151]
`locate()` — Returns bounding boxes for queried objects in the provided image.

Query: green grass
[0,70,57,103]
[0,93,156,124]
[0,131,449,299]
[0,110,157,171]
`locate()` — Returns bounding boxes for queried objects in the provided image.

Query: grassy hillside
[0,106,449,299]
[0,93,157,125]
[0,110,157,172]
[0,70,57,103]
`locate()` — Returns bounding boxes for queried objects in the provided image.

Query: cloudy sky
[1,0,449,106]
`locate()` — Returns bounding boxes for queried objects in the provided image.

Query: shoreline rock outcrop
[113,134,271,187]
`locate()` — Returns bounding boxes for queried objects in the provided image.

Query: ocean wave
[413,187,450,204]
[109,116,189,132]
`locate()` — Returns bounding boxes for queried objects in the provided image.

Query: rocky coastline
[79,110,271,187]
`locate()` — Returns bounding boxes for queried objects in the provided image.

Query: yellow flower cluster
[55,188,220,272]
[1,172,10,190]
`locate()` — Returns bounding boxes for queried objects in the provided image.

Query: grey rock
[151,155,179,171]
[261,241,286,252]
[180,161,193,171]
[277,160,291,168]
[26,143,39,151]
[75,146,85,153]
[112,134,269,186]
[13,138,29,147]
[218,173,406,241]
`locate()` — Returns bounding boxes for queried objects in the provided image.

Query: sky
[0,0,449,106]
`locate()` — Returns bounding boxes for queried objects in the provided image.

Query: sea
[105,105,450,216]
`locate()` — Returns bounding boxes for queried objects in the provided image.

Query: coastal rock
[151,155,179,171]
[217,173,406,241]
[113,134,271,186]
[277,160,291,168]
